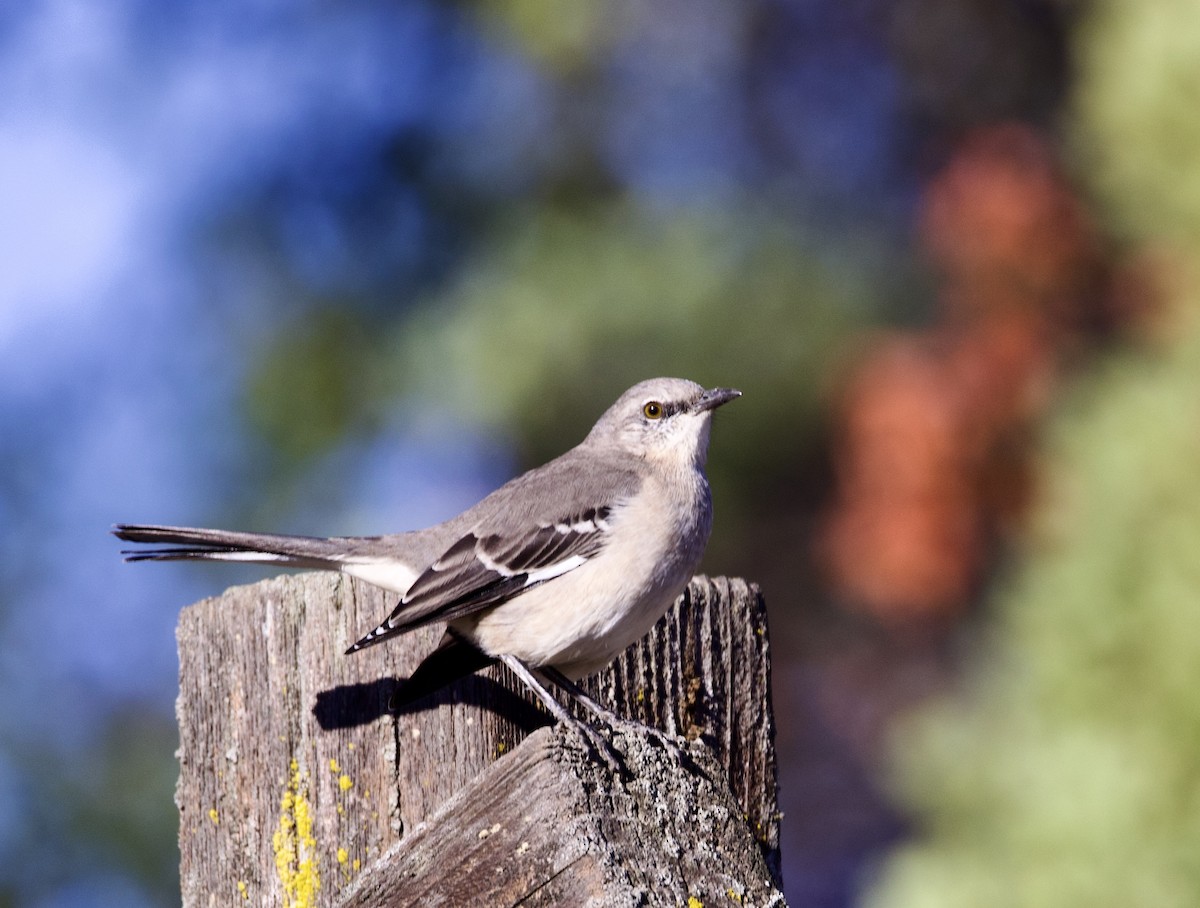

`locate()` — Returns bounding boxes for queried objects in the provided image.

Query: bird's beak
[693,387,742,413]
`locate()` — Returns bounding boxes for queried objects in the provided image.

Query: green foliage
[66,712,181,898]
[244,306,384,466]
[866,317,1200,906]
[240,201,883,498]
[386,202,876,482]
[474,0,617,73]
[867,6,1200,905]
[10,711,180,904]
[1074,0,1200,245]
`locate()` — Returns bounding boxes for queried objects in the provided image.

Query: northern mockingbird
[115,377,740,768]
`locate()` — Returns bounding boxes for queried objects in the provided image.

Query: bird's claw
[562,716,625,776]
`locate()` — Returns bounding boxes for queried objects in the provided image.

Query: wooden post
[176,575,783,906]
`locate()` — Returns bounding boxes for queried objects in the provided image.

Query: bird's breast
[459,468,713,679]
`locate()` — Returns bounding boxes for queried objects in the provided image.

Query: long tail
[113,523,359,569]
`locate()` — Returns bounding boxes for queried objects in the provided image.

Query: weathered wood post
[176,574,784,906]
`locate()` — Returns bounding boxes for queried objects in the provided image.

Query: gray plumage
[115,377,739,714]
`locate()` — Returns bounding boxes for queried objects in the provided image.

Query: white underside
[454,473,709,680]
[339,560,419,596]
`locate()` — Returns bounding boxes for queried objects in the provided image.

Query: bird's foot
[597,711,702,775]
[537,666,702,775]
[560,714,627,777]
[497,654,626,775]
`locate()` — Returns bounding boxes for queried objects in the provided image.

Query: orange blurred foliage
[819,124,1131,625]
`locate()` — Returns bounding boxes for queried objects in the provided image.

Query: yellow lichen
[272,759,320,908]
[727,889,744,903]
[328,758,340,774]
[687,898,704,908]
[338,774,353,791]
[352,858,360,872]
[236,881,248,900]
[336,847,348,864]
[208,808,219,825]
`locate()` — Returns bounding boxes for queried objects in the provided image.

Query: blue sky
[0,6,518,901]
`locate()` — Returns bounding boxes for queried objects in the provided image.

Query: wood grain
[338,725,783,907]
[176,574,781,906]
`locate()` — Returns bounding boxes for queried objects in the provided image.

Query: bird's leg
[538,666,699,772]
[497,654,623,775]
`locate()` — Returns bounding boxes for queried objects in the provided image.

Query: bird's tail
[113,523,358,570]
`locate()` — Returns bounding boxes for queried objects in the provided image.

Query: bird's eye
[643,401,664,420]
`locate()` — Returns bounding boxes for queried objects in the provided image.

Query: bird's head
[585,377,741,468]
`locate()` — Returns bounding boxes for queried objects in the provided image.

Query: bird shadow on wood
[312,675,550,734]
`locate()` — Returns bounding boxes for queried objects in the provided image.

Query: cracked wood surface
[176,574,781,906]
[338,726,784,907]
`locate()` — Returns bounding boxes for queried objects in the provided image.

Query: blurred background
[2,0,1199,905]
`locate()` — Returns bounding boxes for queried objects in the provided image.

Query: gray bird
[115,377,740,768]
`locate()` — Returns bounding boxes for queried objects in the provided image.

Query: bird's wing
[345,504,616,652]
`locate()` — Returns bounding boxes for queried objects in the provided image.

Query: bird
[115,377,740,769]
